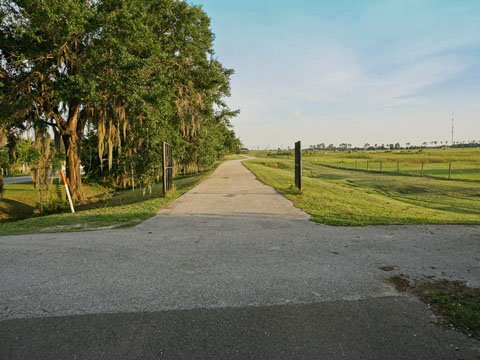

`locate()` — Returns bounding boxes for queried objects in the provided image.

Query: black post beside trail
[295,141,302,190]
[162,141,173,196]
[162,142,167,196]
[448,162,452,180]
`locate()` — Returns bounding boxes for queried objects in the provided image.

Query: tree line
[308,141,480,152]
[0,0,241,202]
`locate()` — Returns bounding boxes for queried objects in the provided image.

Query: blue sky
[195,0,480,149]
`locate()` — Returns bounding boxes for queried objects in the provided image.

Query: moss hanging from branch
[32,129,53,213]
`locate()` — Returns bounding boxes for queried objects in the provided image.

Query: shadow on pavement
[1,297,478,359]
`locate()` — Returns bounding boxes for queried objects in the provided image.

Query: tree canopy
[0,0,240,201]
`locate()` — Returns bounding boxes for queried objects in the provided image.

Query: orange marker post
[60,170,75,214]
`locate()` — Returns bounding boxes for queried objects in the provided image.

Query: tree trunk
[63,132,86,203]
[54,101,87,204]
[7,132,17,169]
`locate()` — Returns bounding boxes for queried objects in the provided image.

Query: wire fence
[316,160,480,181]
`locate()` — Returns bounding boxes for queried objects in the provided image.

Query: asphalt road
[3,175,32,184]
[1,160,479,359]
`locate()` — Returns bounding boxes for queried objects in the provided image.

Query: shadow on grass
[76,173,204,212]
[0,198,36,221]
[0,169,214,236]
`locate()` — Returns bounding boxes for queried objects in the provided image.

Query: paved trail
[1,160,479,359]
[160,160,309,219]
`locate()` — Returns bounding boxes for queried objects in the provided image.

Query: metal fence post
[295,141,302,190]
[162,142,167,195]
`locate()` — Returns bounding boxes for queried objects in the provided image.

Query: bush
[36,196,69,215]
[36,184,69,215]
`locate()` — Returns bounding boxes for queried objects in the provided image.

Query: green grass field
[0,169,214,236]
[256,148,480,181]
[0,180,112,222]
[244,151,480,226]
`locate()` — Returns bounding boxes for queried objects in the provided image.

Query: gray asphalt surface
[1,160,479,358]
[2,298,478,359]
[3,175,32,184]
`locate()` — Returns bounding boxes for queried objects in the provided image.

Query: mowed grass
[224,154,249,161]
[308,148,480,181]
[0,180,111,222]
[244,157,480,226]
[0,170,213,236]
[257,148,480,181]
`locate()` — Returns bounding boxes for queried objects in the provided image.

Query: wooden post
[162,141,167,196]
[421,162,424,177]
[448,162,452,179]
[131,167,135,190]
[295,141,302,190]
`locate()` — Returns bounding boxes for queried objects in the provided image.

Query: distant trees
[0,0,240,201]
[303,139,480,153]
[309,143,325,151]
[338,143,352,151]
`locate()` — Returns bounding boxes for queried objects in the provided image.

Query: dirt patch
[387,276,480,339]
[388,275,411,291]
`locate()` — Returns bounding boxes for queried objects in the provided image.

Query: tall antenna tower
[451,110,455,146]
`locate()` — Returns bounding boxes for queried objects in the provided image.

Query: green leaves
[1,0,240,196]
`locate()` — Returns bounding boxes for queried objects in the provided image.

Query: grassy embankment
[244,150,480,226]
[0,169,214,236]
[223,154,249,161]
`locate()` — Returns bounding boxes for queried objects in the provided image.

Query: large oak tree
[0,0,239,202]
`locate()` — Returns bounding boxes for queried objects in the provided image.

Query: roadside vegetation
[1,0,241,203]
[0,1,242,233]
[244,149,480,226]
[0,180,110,222]
[388,276,480,339]
[0,169,213,236]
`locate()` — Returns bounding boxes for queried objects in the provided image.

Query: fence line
[316,160,479,182]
